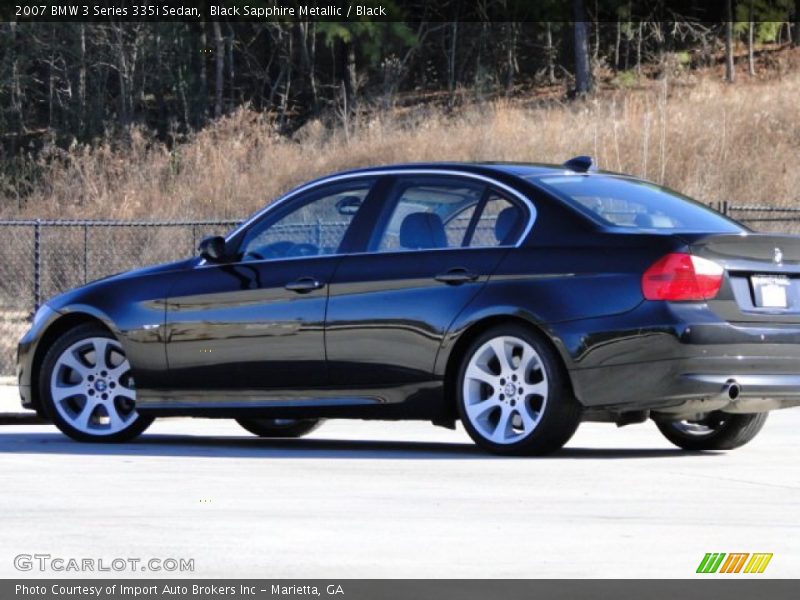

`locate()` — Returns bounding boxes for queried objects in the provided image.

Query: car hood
[45,257,196,311]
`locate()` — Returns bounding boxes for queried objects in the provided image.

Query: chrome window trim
[199,168,536,266]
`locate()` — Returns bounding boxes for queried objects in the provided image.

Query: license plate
[752,275,791,308]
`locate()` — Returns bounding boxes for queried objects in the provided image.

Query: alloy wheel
[461,335,549,445]
[49,336,138,435]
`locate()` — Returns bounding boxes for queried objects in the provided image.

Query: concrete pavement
[0,384,798,579]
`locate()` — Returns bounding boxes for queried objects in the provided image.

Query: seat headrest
[495,206,521,244]
[399,212,447,250]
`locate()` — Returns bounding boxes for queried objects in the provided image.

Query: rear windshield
[533,174,744,233]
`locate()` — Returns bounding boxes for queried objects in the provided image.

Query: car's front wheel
[236,418,323,438]
[655,412,768,451]
[40,323,153,442]
[456,325,581,456]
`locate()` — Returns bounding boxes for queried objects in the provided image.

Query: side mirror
[198,236,228,262]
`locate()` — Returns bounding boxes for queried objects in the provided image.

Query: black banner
[4,580,800,600]
[3,0,798,23]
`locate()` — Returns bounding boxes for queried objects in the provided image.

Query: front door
[163,178,376,399]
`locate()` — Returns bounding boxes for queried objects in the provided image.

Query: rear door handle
[285,277,324,293]
[435,268,479,285]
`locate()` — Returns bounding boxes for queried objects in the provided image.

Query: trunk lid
[687,233,800,323]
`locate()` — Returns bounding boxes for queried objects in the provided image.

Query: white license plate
[752,275,790,308]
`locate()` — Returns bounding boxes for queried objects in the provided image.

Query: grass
[2,66,800,221]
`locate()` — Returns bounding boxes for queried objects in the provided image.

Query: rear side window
[370,178,485,252]
[535,175,743,233]
[468,192,524,247]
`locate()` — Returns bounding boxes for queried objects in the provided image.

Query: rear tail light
[642,253,724,301]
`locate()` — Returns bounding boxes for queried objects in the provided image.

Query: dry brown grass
[4,68,800,221]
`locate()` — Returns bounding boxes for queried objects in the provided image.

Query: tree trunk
[748,20,755,76]
[342,38,357,114]
[226,23,235,112]
[636,21,643,76]
[545,23,556,84]
[78,24,86,134]
[794,0,800,46]
[212,21,224,118]
[573,0,593,95]
[725,0,736,83]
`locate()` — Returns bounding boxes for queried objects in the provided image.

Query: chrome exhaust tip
[724,380,741,401]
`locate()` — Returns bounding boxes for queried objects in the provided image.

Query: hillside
[2,53,800,221]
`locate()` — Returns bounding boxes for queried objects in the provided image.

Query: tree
[725,0,736,83]
[573,0,593,95]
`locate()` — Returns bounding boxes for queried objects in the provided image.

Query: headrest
[495,206,521,244]
[399,212,447,249]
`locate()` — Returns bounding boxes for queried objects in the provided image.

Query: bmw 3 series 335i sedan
[17,157,800,455]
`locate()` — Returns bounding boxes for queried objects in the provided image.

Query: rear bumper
[559,301,800,412]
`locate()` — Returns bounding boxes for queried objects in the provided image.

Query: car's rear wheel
[456,325,581,456]
[655,412,768,451]
[40,323,153,442]
[236,418,323,438]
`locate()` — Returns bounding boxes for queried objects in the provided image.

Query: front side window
[238,179,374,261]
[370,178,485,252]
[535,175,744,233]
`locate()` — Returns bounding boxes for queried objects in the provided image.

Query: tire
[456,325,581,456]
[39,323,154,443]
[236,418,323,438]
[655,412,768,451]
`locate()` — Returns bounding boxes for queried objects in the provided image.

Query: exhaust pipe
[723,379,741,401]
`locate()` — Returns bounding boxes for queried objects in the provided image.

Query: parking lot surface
[0,386,798,578]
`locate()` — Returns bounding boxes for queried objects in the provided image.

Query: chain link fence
[0,219,239,376]
[0,204,799,376]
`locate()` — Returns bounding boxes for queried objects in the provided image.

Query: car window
[535,175,744,233]
[468,192,524,247]
[370,178,485,252]
[239,179,374,261]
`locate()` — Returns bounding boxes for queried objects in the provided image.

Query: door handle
[435,268,479,285]
[285,277,324,293]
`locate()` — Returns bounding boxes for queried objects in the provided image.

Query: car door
[163,178,376,397]
[326,174,531,387]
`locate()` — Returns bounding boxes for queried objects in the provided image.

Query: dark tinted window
[534,175,743,233]
[468,192,523,247]
[370,178,485,252]
[239,179,374,261]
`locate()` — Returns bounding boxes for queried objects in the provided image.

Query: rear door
[689,233,800,324]
[326,174,531,386]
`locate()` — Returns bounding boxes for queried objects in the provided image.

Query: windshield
[533,175,744,233]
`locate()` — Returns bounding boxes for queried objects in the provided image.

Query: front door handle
[285,277,324,293]
[435,268,479,285]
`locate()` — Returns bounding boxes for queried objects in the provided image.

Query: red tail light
[642,253,724,301]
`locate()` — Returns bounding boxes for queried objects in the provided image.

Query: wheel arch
[28,310,116,414]
[440,313,575,418]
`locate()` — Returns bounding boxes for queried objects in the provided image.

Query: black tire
[39,323,154,443]
[455,324,581,456]
[655,412,768,451]
[236,418,323,438]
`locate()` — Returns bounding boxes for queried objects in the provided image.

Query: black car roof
[328,161,587,180]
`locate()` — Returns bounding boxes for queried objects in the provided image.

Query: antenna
[563,155,596,173]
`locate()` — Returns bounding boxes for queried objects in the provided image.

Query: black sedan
[17,158,800,454]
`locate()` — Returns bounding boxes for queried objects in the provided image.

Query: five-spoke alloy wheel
[40,324,153,442]
[456,325,581,455]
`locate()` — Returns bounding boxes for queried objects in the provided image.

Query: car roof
[327,161,601,180]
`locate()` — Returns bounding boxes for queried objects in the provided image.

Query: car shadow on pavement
[0,431,717,460]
